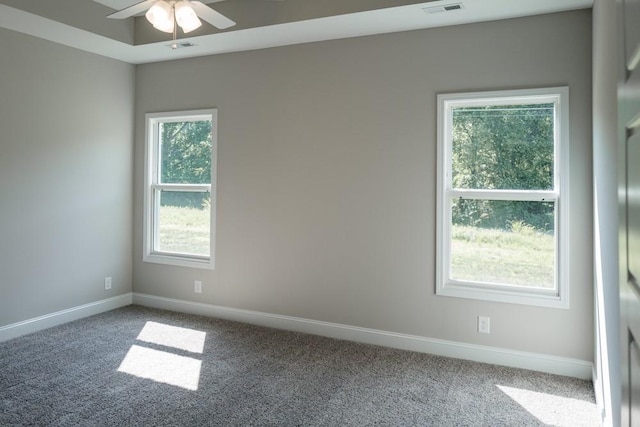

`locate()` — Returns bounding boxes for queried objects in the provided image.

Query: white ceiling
[0,0,593,64]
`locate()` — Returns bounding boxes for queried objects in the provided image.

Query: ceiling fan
[108,0,237,34]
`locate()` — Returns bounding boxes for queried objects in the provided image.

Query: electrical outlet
[478,316,490,334]
[194,280,202,294]
[104,277,112,291]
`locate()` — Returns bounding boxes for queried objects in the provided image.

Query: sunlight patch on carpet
[117,321,207,390]
[118,345,202,391]
[136,321,206,354]
[496,385,597,426]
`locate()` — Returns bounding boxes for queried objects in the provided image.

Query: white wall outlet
[194,280,202,294]
[104,277,112,291]
[478,316,490,334]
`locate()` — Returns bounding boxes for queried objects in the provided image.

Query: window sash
[150,187,211,259]
[151,118,212,187]
[447,189,558,202]
[151,183,211,192]
[443,94,562,194]
[442,197,559,294]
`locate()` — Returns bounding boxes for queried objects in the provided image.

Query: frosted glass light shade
[175,1,202,33]
[146,1,174,33]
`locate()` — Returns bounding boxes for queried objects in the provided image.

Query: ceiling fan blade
[108,0,156,19]
[190,1,236,29]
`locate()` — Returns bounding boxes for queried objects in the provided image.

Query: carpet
[0,305,598,426]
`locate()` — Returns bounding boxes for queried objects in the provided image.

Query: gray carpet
[0,306,598,426]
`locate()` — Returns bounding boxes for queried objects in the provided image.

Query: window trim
[143,109,217,270]
[435,87,570,309]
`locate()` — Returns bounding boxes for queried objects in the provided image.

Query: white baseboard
[132,292,593,380]
[0,293,133,343]
[0,292,592,380]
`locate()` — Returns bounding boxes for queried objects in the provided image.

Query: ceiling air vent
[167,41,196,50]
[423,3,464,14]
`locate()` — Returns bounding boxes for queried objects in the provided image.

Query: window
[436,88,569,308]
[143,109,217,269]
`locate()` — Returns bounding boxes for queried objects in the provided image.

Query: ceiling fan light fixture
[152,11,175,33]
[109,0,236,35]
[175,1,202,33]
[146,0,174,33]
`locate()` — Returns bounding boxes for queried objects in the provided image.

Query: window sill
[436,282,569,309]
[143,253,214,270]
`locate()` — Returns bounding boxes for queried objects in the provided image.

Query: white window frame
[143,109,217,270]
[436,87,569,308]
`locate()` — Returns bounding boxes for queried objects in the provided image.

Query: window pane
[159,120,212,184]
[451,104,554,190]
[156,191,210,257]
[450,199,555,289]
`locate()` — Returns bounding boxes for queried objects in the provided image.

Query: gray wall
[133,10,593,361]
[0,28,134,326]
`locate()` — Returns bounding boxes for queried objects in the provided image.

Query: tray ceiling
[0,0,593,64]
